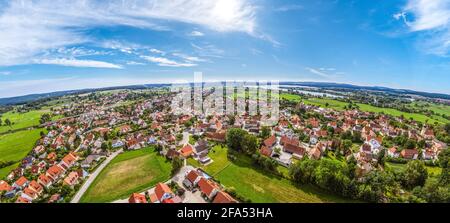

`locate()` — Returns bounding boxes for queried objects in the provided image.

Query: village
[0,88,448,204]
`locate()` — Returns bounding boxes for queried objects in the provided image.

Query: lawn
[0,128,44,163]
[280,93,446,124]
[0,129,44,179]
[385,162,442,180]
[80,148,172,203]
[0,108,60,133]
[189,145,356,203]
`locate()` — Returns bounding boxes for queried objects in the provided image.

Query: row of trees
[289,150,450,203]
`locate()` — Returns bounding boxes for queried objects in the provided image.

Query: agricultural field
[280,93,446,124]
[189,145,355,203]
[0,128,44,163]
[0,107,61,134]
[80,148,171,203]
[0,128,45,179]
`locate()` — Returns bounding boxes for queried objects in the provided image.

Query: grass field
[386,162,442,180]
[280,93,446,124]
[189,145,355,203]
[0,108,60,133]
[0,128,44,163]
[0,128,44,179]
[80,148,171,203]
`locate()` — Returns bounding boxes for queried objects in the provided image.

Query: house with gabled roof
[183,170,202,189]
[128,193,147,203]
[213,191,237,203]
[198,178,219,200]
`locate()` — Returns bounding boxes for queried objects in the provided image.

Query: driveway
[71,149,123,203]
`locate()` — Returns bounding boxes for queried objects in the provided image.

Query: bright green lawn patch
[0,128,44,163]
[279,93,446,124]
[356,103,445,124]
[0,109,52,133]
[385,162,442,180]
[189,145,355,203]
[0,162,19,179]
[80,148,171,203]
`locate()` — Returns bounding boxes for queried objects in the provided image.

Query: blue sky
[0,0,449,98]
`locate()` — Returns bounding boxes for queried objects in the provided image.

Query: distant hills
[0,81,449,105]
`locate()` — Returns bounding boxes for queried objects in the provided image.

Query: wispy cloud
[0,0,259,67]
[394,0,450,56]
[141,56,197,67]
[0,71,11,76]
[172,53,207,62]
[188,31,205,37]
[126,61,146,66]
[150,48,166,55]
[275,4,303,12]
[36,58,123,69]
[305,67,343,78]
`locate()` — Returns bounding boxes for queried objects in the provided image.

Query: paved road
[179,131,190,146]
[71,149,123,203]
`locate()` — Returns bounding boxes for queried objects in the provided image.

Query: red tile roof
[29,180,43,193]
[198,178,218,197]
[129,193,147,203]
[186,170,200,184]
[260,146,272,157]
[0,180,12,192]
[180,144,194,157]
[155,183,173,201]
[15,176,29,187]
[213,191,237,203]
[263,135,276,147]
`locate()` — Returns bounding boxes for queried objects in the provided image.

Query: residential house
[38,174,52,188]
[387,147,400,158]
[183,170,201,189]
[63,171,80,187]
[28,180,43,195]
[21,187,38,201]
[46,165,65,181]
[129,193,147,203]
[60,152,78,170]
[180,144,194,158]
[198,178,219,200]
[13,176,29,189]
[213,191,237,203]
[0,180,12,192]
[401,149,419,160]
[154,183,175,202]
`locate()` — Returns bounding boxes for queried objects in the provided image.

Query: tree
[171,156,183,175]
[445,123,450,135]
[404,139,417,150]
[260,126,271,139]
[438,149,450,185]
[4,118,11,127]
[402,160,428,189]
[341,140,353,156]
[242,134,258,154]
[0,118,2,126]
[226,128,247,151]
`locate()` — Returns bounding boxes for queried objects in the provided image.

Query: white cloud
[141,56,197,67]
[396,0,450,56]
[126,61,146,66]
[275,4,303,12]
[305,67,344,78]
[188,31,205,37]
[0,71,11,76]
[36,58,123,69]
[150,48,166,55]
[0,0,258,67]
[172,53,207,62]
